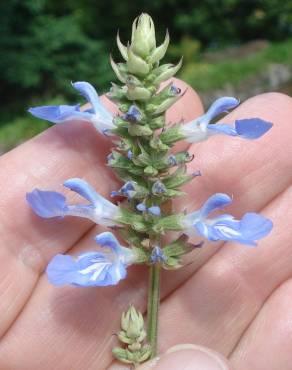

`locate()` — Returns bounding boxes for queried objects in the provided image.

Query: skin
[0,78,291,370]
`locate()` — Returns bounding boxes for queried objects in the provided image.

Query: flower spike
[26,178,119,227]
[28,81,115,135]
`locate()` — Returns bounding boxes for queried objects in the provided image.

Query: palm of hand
[0,80,291,370]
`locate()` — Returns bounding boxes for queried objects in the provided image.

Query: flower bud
[148,31,170,64]
[153,58,183,85]
[127,48,150,76]
[110,56,127,83]
[116,31,128,61]
[131,13,156,58]
[126,85,152,101]
[121,305,146,340]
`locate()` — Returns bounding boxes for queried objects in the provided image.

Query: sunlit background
[1,0,291,153]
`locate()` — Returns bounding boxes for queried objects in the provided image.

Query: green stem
[147,263,161,358]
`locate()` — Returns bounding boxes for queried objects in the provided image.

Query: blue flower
[123,105,142,122]
[136,203,161,216]
[46,232,136,287]
[127,150,134,159]
[28,81,115,135]
[170,84,181,95]
[152,181,166,195]
[183,193,273,246]
[150,246,167,264]
[110,181,137,199]
[167,155,177,166]
[26,178,119,227]
[181,97,272,143]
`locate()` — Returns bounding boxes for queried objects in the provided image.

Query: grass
[0,115,50,153]
[0,97,65,153]
[180,39,292,91]
[1,39,291,153]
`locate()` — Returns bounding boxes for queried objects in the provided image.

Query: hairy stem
[147,263,161,358]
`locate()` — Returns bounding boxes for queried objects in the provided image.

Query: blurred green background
[1,0,292,153]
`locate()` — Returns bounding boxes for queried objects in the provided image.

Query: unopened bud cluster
[113,305,151,365]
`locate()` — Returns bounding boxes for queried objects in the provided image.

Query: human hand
[0,79,291,370]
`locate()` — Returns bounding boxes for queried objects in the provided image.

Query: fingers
[157,177,292,357]
[230,278,292,370]
[168,91,292,293]
[1,91,291,369]
[136,344,232,370]
[0,121,116,337]
[0,81,203,341]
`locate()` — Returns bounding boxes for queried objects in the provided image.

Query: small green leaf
[128,124,153,136]
[152,214,184,233]
[117,208,148,231]
[164,235,193,258]
[160,124,185,145]
[163,166,193,189]
[144,165,158,176]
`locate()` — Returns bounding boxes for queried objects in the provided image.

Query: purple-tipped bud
[136,203,147,212]
[148,206,161,216]
[152,181,166,195]
[150,246,167,264]
[168,155,177,166]
[192,170,202,178]
[170,84,181,95]
[124,105,142,122]
[127,150,134,159]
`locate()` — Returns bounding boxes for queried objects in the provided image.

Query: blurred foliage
[0,0,112,120]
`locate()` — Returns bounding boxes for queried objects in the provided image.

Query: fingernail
[137,344,231,370]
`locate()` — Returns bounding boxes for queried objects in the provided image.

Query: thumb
[136,344,232,370]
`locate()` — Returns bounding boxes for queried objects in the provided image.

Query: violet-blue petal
[28,105,91,124]
[72,81,100,112]
[208,123,237,136]
[238,212,273,242]
[168,155,177,166]
[46,254,80,286]
[195,218,241,243]
[136,203,147,212]
[152,181,166,194]
[94,231,121,252]
[46,252,127,287]
[200,193,232,217]
[26,189,68,218]
[235,118,273,139]
[63,178,100,204]
[150,247,167,263]
[120,181,136,198]
[148,206,161,216]
[170,84,181,95]
[124,105,141,122]
[127,150,134,159]
[203,97,239,123]
[195,212,272,246]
